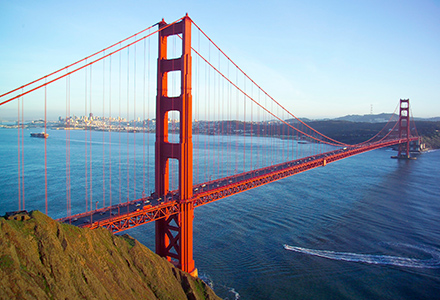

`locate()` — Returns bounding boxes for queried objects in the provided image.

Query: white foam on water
[198,271,240,299]
[283,243,440,268]
[198,272,214,290]
[228,287,241,300]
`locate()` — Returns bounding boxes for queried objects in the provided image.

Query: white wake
[284,243,440,268]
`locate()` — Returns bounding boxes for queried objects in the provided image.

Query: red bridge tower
[397,99,411,159]
[155,15,197,276]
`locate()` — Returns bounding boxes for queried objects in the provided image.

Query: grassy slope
[0,211,220,300]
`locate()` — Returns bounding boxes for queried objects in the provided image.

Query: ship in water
[30,132,49,138]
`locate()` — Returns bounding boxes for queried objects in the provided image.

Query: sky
[0,0,439,119]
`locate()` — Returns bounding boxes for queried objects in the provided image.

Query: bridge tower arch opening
[155,14,196,276]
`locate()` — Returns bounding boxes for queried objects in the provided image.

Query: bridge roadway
[58,137,418,232]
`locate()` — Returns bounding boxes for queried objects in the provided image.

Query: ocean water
[1,128,439,299]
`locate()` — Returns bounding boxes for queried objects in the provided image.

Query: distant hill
[0,211,220,300]
[302,119,440,149]
[333,113,398,123]
[327,113,440,123]
[421,117,440,122]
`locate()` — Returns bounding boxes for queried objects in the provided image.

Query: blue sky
[1,0,439,119]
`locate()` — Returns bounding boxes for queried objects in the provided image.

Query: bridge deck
[58,137,418,232]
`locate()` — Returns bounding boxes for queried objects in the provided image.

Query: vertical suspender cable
[214,54,217,179]
[220,54,224,178]
[102,53,106,208]
[243,77,246,173]
[89,66,93,211]
[44,80,48,215]
[142,38,146,195]
[290,119,293,161]
[271,98,274,167]
[283,112,286,161]
[17,97,21,210]
[227,61,231,178]
[257,89,260,169]
[296,120,299,160]
[235,68,238,176]
[68,74,71,215]
[278,105,281,163]
[85,64,88,212]
[207,42,210,181]
[119,46,122,205]
[250,83,253,171]
[21,91,25,211]
[215,53,218,179]
[133,38,137,200]
[66,73,71,216]
[126,47,130,204]
[109,55,112,208]
[250,84,255,170]
[147,33,151,193]
[218,51,221,179]
[204,55,208,181]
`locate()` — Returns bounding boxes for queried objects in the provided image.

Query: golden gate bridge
[0,14,419,276]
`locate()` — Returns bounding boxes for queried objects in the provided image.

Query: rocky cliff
[0,211,220,300]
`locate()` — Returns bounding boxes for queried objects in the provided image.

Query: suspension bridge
[0,14,419,276]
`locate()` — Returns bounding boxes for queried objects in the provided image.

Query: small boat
[30,132,49,138]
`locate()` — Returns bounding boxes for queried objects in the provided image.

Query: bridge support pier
[154,15,197,276]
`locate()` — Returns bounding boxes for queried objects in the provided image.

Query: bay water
[1,128,439,299]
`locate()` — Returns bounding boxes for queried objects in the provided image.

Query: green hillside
[0,211,220,300]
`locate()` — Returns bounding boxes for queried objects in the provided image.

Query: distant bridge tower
[155,15,197,276]
[397,99,411,159]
